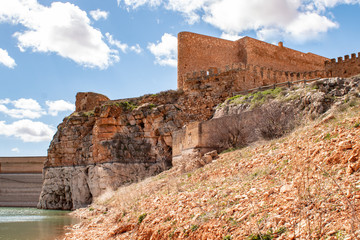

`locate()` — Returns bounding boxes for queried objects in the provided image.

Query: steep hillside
[63,85,360,239]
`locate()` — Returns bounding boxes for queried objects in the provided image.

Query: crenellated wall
[180,63,329,95]
[325,53,360,78]
[177,32,329,90]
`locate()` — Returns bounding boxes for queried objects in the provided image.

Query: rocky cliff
[39,76,360,210]
[38,90,230,210]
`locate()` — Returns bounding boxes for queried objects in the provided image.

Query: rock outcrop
[39,76,360,210]
[214,77,360,119]
[38,90,231,210]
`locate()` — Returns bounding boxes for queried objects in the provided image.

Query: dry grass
[65,104,360,240]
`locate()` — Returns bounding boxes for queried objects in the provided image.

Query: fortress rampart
[180,63,329,94]
[325,53,360,78]
[37,31,360,210]
[238,37,327,72]
[178,32,328,90]
[178,32,360,94]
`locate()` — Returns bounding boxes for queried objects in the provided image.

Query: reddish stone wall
[177,32,241,89]
[239,37,328,72]
[180,63,328,95]
[325,53,360,78]
[177,32,329,90]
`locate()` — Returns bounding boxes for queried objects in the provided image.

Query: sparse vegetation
[116,101,138,111]
[226,87,283,108]
[138,213,147,224]
[190,224,199,232]
[65,78,360,240]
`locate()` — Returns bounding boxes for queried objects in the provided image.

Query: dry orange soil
[63,106,360,240]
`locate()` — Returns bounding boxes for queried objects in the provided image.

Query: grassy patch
[248,227,286,240]
[110,101,138,111]
[226,88,283,107]
[138,213,147,224]
[190,224,199,232]
[221,148,237,154]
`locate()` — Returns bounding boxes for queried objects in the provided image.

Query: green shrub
[138,213,147,224]
[190,224,199,232]
[221,148,236,154]
[248,233,273,240]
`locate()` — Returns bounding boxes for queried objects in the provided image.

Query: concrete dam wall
[0,157,45,208]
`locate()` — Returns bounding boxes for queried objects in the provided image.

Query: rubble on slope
[63,90,360,239]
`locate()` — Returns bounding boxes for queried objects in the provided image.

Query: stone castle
[37,32,360,210]
[178,32,360,95]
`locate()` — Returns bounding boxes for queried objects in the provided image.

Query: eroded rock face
[39,104,182,209]
[214,77,360,119]
[38,162,166,209]
[39,89,235,210]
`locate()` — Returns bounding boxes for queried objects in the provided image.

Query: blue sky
[0,0,359,156]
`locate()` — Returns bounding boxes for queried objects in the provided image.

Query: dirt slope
[62,103,360,240]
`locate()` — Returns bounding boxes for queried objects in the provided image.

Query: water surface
[0,207,78,240]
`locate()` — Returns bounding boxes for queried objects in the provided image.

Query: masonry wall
[180,63,328,96]
[239,37,328,72]
[177,32,330,90]
[325,53,360,78]
[177,32,241,89]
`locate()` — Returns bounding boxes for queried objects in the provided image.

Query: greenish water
[0,207,78,240]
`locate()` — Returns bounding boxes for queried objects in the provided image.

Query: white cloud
[122,0,162,9]
[13,98,42,111]
[202,0,339,42]
[285,12,339,42]
[0,0,118,69]
[106,32,143,54]
[166,0,208,24]
[148,33,177,67]
[0,98,46,119]
[203,0,301,33]
[0,99,10,104]
[130,44,142,54]
[46,100,75,116]
[120,0,354,43]
[0,48,16,68]
[220,32,243,41]
[11,147,20,153]
[89,9,109,21]
[106,32,129,53]
[312,0,360,11]
[0,119,55,142]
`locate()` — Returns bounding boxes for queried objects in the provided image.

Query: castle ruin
[37,32,360,210]
[177,32,360,96]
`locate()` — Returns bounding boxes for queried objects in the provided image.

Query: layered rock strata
[38,90,229,210]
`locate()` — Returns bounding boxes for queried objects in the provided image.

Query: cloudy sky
[0,0,359,156]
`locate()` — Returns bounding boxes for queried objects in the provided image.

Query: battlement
[177,32,360,95]
[177,32,328,90]
[326,52,360,64]
[325,52,360,78]
[180,63,328,94]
